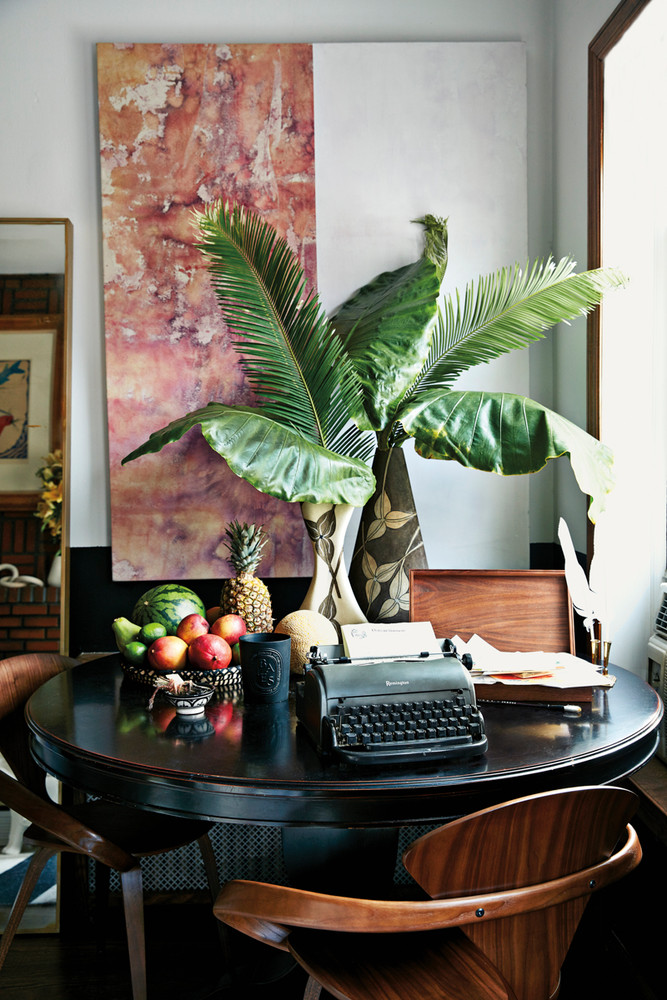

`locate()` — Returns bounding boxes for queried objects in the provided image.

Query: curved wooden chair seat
[0,652,223,1000]
[214,786,641,1000]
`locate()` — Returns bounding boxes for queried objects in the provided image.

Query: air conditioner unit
[648,629,667,764]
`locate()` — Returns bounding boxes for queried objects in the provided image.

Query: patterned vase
[348,447,428,623]
[299,502,367,639]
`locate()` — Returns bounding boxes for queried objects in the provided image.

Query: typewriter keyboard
[323,694,487,765]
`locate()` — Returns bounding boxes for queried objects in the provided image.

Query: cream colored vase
[299,502,367,639]
[47,552,62,589]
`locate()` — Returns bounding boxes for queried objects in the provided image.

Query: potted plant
[123,200,624,626]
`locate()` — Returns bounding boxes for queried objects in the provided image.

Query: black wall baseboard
[68,543,571,656]
[68,546,309,656]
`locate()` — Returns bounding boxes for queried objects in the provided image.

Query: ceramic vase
[47,552,62,589]
[348,447,428,623]
[299,502,367,639]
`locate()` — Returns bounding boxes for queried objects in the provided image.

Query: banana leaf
[401,390,614,521]
[330,254,442,431]
[122,403,376,506]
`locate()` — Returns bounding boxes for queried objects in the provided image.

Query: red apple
[206,605,222,626]
[147,635,188,672]
[187,632,232,670]
[210,613,247,645]
[176,613,210,644]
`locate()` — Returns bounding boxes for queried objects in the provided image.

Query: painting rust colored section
[98,43,316,581]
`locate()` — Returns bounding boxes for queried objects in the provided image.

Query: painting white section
[313,42,529,570]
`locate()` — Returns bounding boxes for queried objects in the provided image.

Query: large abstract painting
[99,42,527,582]
[98,43,316,580]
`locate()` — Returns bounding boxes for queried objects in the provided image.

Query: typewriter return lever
[442,637,474,671]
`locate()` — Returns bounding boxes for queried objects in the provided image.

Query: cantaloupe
[275,610,339,674]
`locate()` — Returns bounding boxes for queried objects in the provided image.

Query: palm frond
[408,257,627,399]
[195,200,366,456]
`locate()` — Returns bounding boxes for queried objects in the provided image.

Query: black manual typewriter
[295,641,488,766]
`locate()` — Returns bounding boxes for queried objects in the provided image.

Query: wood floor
[0,899,310,1000]
[0,892,659,1000]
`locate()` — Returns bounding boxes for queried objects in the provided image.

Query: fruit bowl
[120,659,242,692]
[161,682,214,716]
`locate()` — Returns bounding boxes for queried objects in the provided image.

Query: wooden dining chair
[213,785,641,1000]
[0,651,223,1000]
[409,568,575,653]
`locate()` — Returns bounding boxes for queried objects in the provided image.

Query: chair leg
[0,846,59,971]
[120,866,147,1000]
[197,833,235,976]
[197,832,220,902]
[94,860,111,953]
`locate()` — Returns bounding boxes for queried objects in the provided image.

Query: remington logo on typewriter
[386,680,410,687]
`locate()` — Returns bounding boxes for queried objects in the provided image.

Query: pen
[485,700,583,715]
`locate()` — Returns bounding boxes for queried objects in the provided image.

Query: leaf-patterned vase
[299,502,367,639]
[348,447,428,623]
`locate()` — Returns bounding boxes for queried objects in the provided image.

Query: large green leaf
[122,403,376,506]
[408,257,627,398]
[331,253,443,431]
[196,201,370,460]
[401,390,614,521]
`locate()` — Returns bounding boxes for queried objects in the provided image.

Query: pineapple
[220,521,274,632]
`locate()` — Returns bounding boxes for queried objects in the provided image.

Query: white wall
[8,0,648,658]
[2,0,569,562]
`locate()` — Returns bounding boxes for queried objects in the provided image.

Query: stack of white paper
[451,634,615,690]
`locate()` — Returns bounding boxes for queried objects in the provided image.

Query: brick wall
[0,511,60,658]
[0,273,64,314]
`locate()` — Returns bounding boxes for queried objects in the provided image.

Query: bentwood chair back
[0,652,222,1000]
[213,785,641,1000]
[409,568,575,653]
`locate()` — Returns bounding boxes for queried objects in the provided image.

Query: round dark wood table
[27,654,662,830]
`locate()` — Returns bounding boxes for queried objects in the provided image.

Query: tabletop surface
[27,654,663,828]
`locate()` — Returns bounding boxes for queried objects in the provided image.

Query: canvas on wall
[98,43,316,581]
[99,42,527,583]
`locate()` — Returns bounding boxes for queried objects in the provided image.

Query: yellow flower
[35,450,63,540]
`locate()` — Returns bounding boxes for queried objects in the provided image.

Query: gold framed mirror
[0,220,72,935]
[0,218,72,655]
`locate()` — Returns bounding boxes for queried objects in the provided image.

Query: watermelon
[131,584,207,635]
